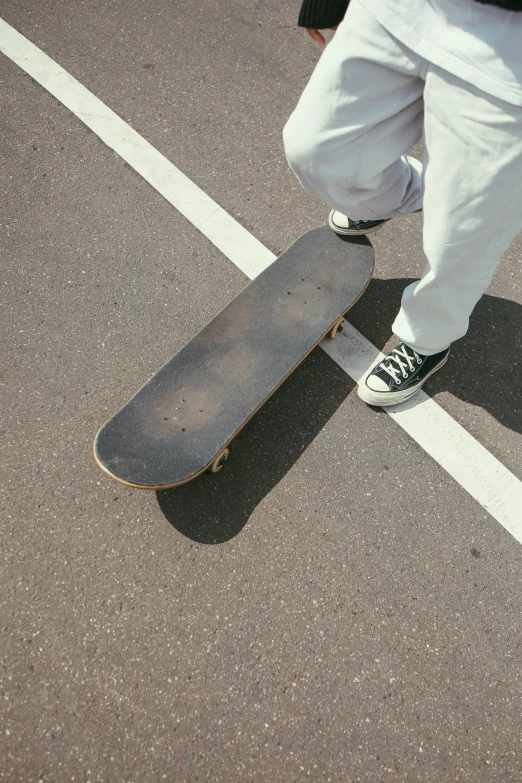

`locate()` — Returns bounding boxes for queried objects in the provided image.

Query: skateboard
[94,226,374,489]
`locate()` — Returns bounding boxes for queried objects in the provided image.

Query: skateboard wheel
[329,317,345,339]
[208,448,230,474]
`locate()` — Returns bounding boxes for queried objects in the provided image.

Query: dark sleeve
[473,0,522,8]
[298,0,350,28]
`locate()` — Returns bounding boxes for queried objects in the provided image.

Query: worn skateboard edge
[93,266,374,491]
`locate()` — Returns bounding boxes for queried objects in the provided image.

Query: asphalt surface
[1,1,522,781]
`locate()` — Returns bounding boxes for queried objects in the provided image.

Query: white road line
[323,329,522,541]
[2,18,522,541]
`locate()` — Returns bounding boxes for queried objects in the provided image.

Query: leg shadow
[348,277,522,435]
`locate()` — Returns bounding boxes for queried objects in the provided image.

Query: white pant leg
[283,0,425,220]
[393,66,522,355]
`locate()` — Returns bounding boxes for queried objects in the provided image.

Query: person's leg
[358,65,522,407]
[283,0,426,223]
[393,66,522,355]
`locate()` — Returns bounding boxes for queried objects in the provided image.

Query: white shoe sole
[357,353,449,407]
[328,211,388,236]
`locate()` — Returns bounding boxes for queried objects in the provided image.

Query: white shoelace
[379,345,422,385]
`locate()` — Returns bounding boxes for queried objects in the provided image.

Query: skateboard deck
[94,226,374,489]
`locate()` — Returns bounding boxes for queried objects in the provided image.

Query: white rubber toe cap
[364,373,390,392]
[330,210,349,229]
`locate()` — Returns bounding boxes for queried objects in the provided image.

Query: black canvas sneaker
[358,343,450,406]
[329,209,389,235]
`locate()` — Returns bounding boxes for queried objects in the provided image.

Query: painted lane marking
[323,328,522,542]
[2,18,521,542]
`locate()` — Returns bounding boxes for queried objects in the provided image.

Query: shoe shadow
[156,347,356,543]
[349,277,522,434]
[157,277,521,543]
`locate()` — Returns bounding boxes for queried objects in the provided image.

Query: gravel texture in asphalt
[1,1,522,781]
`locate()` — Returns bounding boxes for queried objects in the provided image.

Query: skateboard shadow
[156,347,356,543]
[157,277,521,543]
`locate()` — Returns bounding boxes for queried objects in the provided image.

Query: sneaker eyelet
[395,379,401,386]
